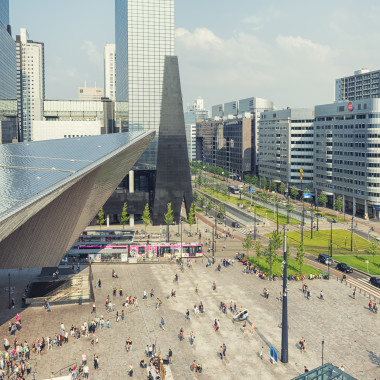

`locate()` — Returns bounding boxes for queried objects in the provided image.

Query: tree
[296,242,305,275]
[318,191,328,207]
[254,239,262,257]
[164,203,174,242]
[242,233,254,257]
[222,186,229,199]
[259,191,268,203]
[290,186,299,199]
[279,182,287,195]
[97,207,105,230]
[334,195,344,213]
[260,177,267,190]
[215,182,221,194]
[244,175,251,184]
[196,174,203,187]
[217,202,225,216]
[270,230,282,250]
[264,231,282,277]
[286,198,294,224]
[188,203,196,234]
[120,202,130,229]
[142,203,151,234]
[199,196,206,209]
[367,238,379,264]
[269,180,277,192]
[206,199,214,215]
[251,175,259,186]
[193,191,199,203]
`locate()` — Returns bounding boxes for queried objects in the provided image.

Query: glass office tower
[115,0,174,170]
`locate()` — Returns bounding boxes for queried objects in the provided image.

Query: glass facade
[115,0,174,170]
[0,0,16,102]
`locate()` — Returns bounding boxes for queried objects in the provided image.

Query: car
[315,213,323,218]
[216,213,224,219]
[318,254,333,265]
[369,277,380,288]
[336,262,353,273]
[232,222,240,228]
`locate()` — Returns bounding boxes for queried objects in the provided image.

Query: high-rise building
[16,28,45,141]
[115,0,174,170]
[104,43,116,101]
[78,86,104,101]
[313,99,380,219]
[335,69,380,102]
[0,0,17,143]
[258,108,314,188]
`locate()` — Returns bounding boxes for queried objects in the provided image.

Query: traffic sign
[303,193,311,199]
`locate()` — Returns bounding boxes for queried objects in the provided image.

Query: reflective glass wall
[115,0,174,170]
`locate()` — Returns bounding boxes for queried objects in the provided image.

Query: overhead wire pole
[281,224,288,363]
[300,168,304,243]
[254,204,257,240]
[351,216,354,252]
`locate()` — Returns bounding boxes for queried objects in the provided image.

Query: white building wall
[32,120,102,141]
[104,43,116,101]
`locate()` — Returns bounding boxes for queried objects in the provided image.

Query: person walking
[353,288,356,299]
[83,364,89,379]
[168,348,173,364]
[190,331,195,345]
[260,346,264,360]
[93,354,98,370]
[219,346,223,360]
[320,290,324,300]
[222,343,226,357]
[160,317,165,330]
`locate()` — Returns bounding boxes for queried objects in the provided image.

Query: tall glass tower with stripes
[115,0,174,170]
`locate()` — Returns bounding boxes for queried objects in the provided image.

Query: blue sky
[10,0,380,110]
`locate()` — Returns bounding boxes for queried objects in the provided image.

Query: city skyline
[10,0,380,110]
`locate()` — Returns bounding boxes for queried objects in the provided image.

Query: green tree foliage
[318,191,328,207]
[251,175,259,186]
[193,191,199,203]
[164,202,174,226]
[367,238,379,264]
[142,203,151,233]
[286,198,294,224]
[296,242,305,275]
[334,195,344,212]
[269,180,277,192]
[263,231,282,277]
[260,177,267,190]
[120,202,130,230]
[242,233,254,257]
[217,202,225,216]
[290,186,299,199]
[254,239,262,257]
[270,230,282,250]
[196,173,203,187]
[278,182,287,195]
[97,207,105,230]
[199,196,206,209]
[206,199,214,215]
[244,175,251,184]
[188,203,196,233]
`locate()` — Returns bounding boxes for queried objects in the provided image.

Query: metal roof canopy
[292,363,356,380]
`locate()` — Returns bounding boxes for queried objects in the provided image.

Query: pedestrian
[83,364,89,379]
[190,331,195,345]
[250,322,255,334]
[160,316,165,330]
[92,303,96,313]
[369,300,373,311]
[185,309,190,320]
[107,320,110,328]
[116,311,119,322]
[353,288,356,299]
[168,348,173,364]
[93,354,98,370]
[143,290,147,299]
[304,366,309,373]
[219,346,223,359]
[260,346,263,360]
[192,360,196,373]
[222,343,226,357]
[179,328,184,341]
[128,364,133,377]
[320,290,324,300]
[340,365,345,372]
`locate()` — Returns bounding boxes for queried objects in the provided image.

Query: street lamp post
[322,339,324,366]
[351,216,354,252]
[166,203,170,243]
[281,230,288,363]
[330,220,333,258]
[276,201,279,234]
[254,205,257,241]
[180,215,183,259]
[8,273,11,309]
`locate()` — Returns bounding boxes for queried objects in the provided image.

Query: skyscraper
[104,43,116,101]
[0,0,17,143]
[16,28,45,141]
[115,0,174,169]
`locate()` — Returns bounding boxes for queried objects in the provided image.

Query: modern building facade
[104,43,116,101]
[16,28,44,142]
[32,120,102,141]
[258,108,314,188]
[0,131,155,269]
[314,98,380,219]
[78,87,104,101]
[0,0,17,143]
[185,96,209,161]
[115,0,174,170]
[335,69,380,102]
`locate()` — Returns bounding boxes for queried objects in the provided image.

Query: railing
[52,362,77,377]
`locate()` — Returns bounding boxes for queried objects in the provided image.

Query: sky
[10,0,380,111]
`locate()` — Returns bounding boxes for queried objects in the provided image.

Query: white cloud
[81,40,102,65]
[276,35,335,62]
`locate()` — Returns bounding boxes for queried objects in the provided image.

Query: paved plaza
[0,257,379,379]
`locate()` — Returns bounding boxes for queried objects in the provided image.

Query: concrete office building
[185,96,209,161]
[16,28,45,142]
[32,120,102,141]
[78,87,104,101]
[258,108,314,189]
[335,69,380,102]
[212,104,224,118]
[0,0,17,143]
[314,98,380,219]
[104,43,116,101]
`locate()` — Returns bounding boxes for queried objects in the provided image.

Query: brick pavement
[0,259,379,379]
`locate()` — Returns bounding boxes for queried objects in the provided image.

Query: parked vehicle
[318,254,333,265]
[232,222,240,228]
[336,262,353,273]
[369,277,380,288]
